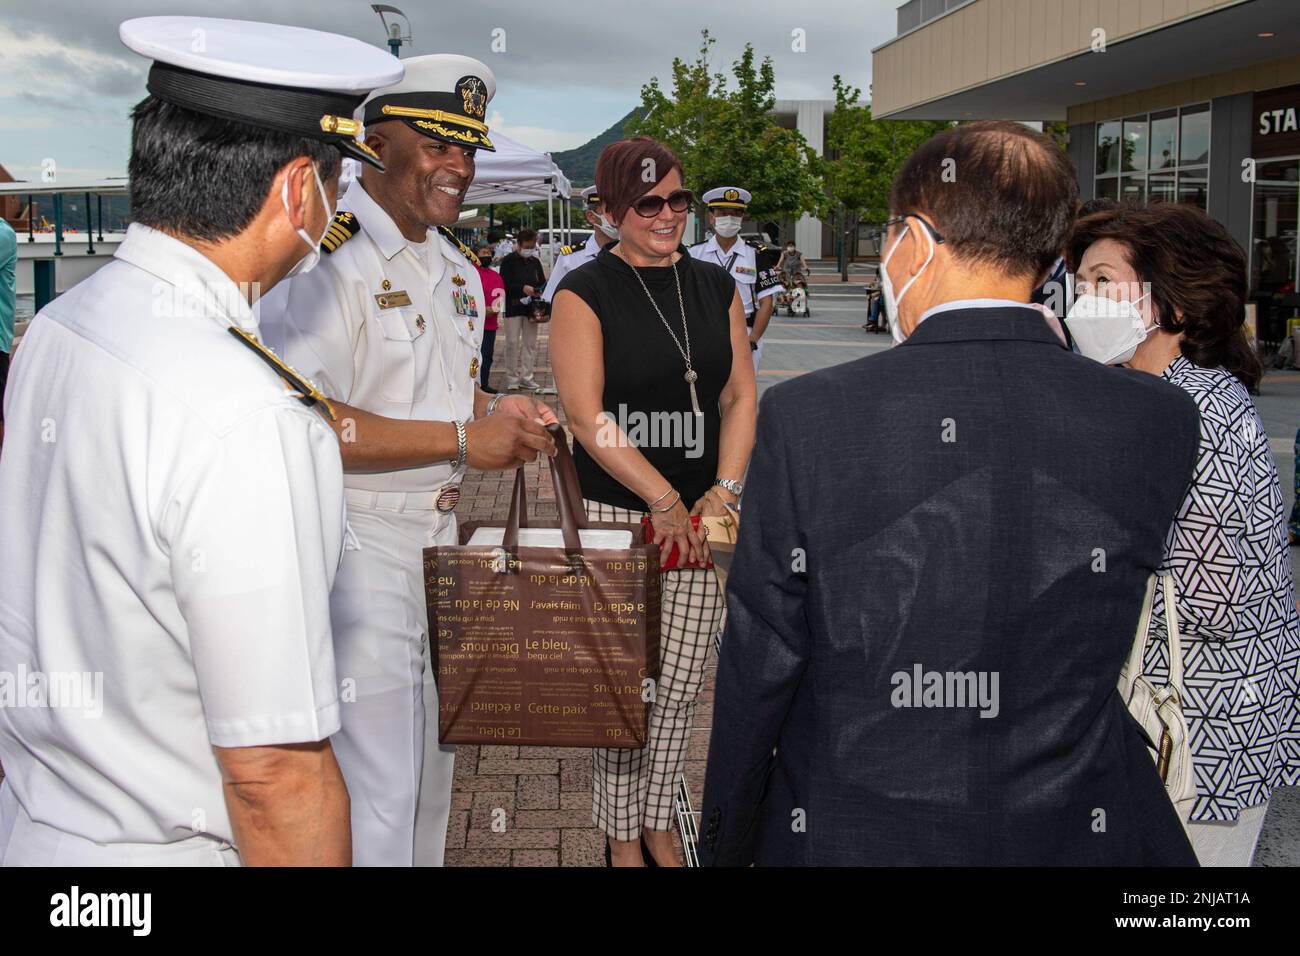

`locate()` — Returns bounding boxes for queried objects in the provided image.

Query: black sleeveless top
[556,244,735,511]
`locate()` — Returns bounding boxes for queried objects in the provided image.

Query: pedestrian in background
[499,228,547,391]
[476,242,503,394]
[1069,202,1300,866]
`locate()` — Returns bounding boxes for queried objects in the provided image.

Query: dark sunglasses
[631,189,694,218]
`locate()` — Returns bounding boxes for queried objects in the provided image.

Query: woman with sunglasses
[550,137,758,867]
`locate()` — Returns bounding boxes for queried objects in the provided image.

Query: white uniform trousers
[0,784,241,866]
[503,314,539,385]
[330,501,457,866]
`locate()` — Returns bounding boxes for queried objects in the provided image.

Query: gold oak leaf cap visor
[361,53,497,151]
[120,16,404,170]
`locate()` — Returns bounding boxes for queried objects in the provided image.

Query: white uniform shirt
[688,234,784,317]
[0,224,345,847]
[541,234,600,302]
[260,181,484,495]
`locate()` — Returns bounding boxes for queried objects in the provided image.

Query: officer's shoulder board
[560,244,576,256]
[226,327,337,423]
[321,211,360,255]
[437,226,481,267]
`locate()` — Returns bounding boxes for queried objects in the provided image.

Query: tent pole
[546,180,554,272]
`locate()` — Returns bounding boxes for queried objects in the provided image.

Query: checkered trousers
[583,498,725,841]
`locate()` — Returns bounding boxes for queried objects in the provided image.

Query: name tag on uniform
[374,291,413,309]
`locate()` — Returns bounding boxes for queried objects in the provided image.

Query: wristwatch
[714,478,744,497]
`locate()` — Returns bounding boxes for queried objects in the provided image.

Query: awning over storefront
[872,0,1300,121]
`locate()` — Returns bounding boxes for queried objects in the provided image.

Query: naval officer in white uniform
[0,16,403,866]
[688,187,783,373]
[260,54,556,867]
[540,184,618,303]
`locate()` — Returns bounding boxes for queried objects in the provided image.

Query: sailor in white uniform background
[541,184,619,303]
[260,54,556,867]
[0,17,402,866]
[688,187,783,374]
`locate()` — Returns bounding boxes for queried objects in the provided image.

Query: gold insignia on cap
[457,75,489,119]
[320,114,361,136]
[724,188,739,202]
[380,104,488,132]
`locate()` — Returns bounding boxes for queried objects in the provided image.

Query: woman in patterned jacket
[1068,202,1300,866]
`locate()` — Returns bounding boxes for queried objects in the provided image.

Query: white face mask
[520,247,539,258]
[880,219,935,345]
[1065,291,1153,365]
[595,212,620,240]
[281,161,333,279]
[713,215,742,238]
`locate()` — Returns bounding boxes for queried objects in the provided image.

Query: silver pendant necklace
[627,254,702,416]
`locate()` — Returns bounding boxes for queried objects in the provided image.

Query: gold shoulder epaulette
[560,245,575,255]
[744,236,768,252]
[438,226,481,267]
[321,211,360,254]
[227,326,337,422]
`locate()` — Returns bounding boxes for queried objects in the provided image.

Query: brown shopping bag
[424,424,661,748]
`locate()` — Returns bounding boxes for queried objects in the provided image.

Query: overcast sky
[0,0,900,181]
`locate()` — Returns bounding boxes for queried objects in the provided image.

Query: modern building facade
[871,0,1300,348]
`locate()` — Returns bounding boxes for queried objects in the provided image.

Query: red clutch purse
[641,515,714,571]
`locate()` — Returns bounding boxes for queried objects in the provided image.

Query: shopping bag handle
[503,424,589,553]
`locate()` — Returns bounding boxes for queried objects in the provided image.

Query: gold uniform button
[382,279,392,291]
[469,357,480,379]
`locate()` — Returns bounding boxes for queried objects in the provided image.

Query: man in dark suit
[700,121,1201,866]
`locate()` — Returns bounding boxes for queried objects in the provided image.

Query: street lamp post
[370,5,412,57]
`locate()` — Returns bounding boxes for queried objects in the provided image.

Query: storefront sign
[1254,84,1300,158]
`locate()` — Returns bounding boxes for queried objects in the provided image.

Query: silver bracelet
[649,491,681,514]
[453,419,467,471]
[646,487,676,509]
[486,393,505,416]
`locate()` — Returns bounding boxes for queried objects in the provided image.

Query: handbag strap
[1122,572,1184,691]
[502,424,589,553]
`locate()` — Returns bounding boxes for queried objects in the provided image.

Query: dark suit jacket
[700,305,1201,866]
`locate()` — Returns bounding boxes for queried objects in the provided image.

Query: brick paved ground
[446,323,710,867]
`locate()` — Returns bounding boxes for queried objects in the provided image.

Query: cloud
[487,111,590,153]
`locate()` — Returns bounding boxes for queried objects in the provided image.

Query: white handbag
[1118,573,1198,827]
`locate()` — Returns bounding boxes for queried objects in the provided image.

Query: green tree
[627,31,820,237]
[821,74,951,280]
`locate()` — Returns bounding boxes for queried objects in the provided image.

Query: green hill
[550,107,644,186]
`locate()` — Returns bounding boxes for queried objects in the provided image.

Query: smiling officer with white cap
[260,53,556,867]
[0,17,401,866]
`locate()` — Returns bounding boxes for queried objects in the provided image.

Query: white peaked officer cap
[119,16,404,170]
[580,185,601,205]
[702,186,752,210]
[361,54,497,151]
